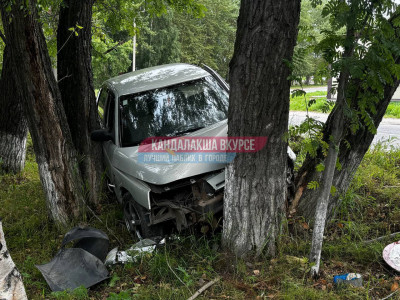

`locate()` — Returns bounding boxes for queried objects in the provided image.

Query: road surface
[292,86,400,101]
[289,111,400,148]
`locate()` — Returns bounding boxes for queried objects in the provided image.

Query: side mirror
[91,129,113,142]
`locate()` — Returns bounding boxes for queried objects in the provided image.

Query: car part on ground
[105,238,165,266]
[36,248,109,292]
[36,227,110,292]
[61,226,109,262]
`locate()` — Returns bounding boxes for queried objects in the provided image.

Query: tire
[122,193,163,239]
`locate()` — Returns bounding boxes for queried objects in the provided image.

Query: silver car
[92,63,294,239]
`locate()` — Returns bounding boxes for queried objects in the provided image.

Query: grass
[1,139,400,299]
[290,91,400,118]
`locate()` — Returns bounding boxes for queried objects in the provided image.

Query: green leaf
[330,185,337,196]
[316,163,325,172]
[307,181,320,190]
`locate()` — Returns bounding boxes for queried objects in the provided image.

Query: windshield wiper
[174,126,205,136]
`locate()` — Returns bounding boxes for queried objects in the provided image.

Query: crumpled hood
[113,120,228,185]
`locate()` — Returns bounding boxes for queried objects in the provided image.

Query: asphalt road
[289,111,400,148]
[292,86,400,101]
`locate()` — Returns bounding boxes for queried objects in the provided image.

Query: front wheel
[122,193,163,240]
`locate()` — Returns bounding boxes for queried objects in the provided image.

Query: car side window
[106,91,116,135]
[97,88,108,123]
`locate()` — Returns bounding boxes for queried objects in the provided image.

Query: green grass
[385,102,400,118]
[290,91,331,113]
[290,91,400,118]
[1,139,400,299]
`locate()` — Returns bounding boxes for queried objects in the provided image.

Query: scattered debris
[61,226,109,261]
[391,281,399,292]
[36,226,110,292]
[380,289,399,300]
[36,248,109,292]
[364,233,400,244]
[105,238,165,266]
[383,241,400,271]
[333,273,362,287]
[0,218,28,300]
[187,277,220,300]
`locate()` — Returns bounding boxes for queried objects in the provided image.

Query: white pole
[132,20,136,72]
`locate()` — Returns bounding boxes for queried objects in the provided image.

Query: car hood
[113,120,228,185]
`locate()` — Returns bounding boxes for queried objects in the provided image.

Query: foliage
[172,0,238,79]
[91,0,214,88]
[136,10,181,70]
[292,0,331,85]
[136,0,238,80]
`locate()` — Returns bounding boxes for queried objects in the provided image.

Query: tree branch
[103,39,129,55]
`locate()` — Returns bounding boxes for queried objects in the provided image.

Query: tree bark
[222,0,301,258]
[0,45,28,174]
[326,64,332,100]
[0,218,28,300]
[0,0,85,226]
[57,0,103,205]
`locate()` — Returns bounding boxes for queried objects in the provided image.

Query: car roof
[104,63,210,97]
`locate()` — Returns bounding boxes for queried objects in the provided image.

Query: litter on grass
[383,241,400,271]
[333,273,363,287]
[105,238,165,266]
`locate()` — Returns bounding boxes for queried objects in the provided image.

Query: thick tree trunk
[0,218,28,300]
[0,0,85,226]
[57,0,103,205]
[222,0,301,257]
[0,46,28,174]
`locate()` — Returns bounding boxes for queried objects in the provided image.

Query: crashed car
[92,63,295,239]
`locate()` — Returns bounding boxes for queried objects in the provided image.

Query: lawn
[1,139,400,299]
[290,91,400,119]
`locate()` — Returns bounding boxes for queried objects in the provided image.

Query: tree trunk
[0,218,28,300]
[57,0,103,205]
[326,65,332,99]
[308,19,356,275]
[0,0,85,226]
[222,0,301,258]
[0,45,28,174]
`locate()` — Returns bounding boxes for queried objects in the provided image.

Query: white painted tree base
[0,220,27,300]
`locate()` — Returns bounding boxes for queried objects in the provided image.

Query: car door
[98,87,118,184]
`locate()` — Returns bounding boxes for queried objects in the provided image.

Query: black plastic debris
[36,226,110,292]
[61,226,109,262]
[36,248,109,292]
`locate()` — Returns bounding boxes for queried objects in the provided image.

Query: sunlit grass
[290,92,400,118]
